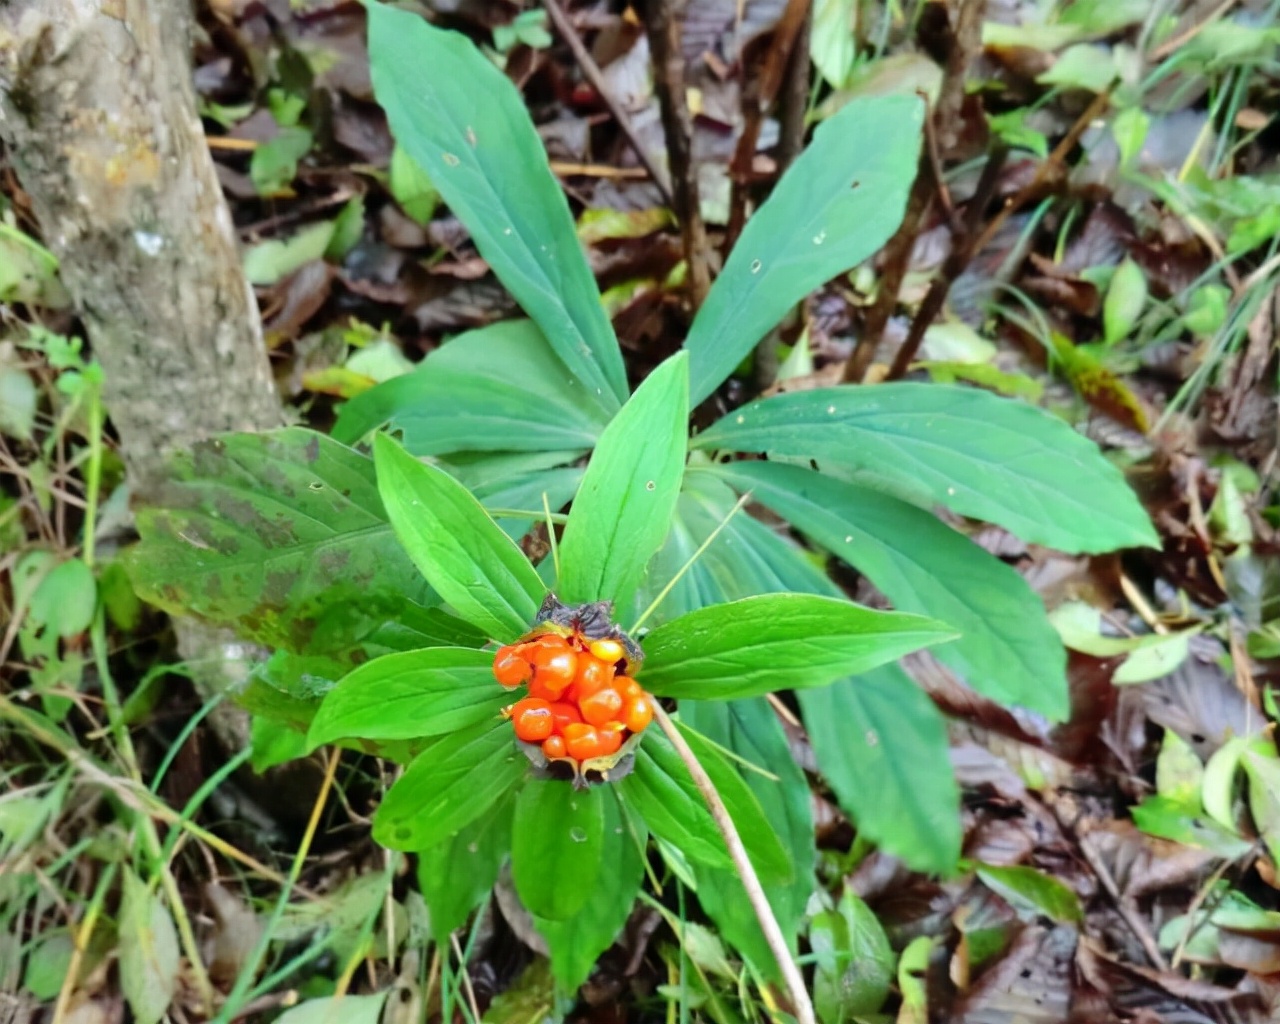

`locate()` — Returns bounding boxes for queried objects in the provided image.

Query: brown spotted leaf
[126,427,432,654]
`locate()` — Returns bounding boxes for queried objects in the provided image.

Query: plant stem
[90,615,216,1014]
[652,704,815,1024]
[970,88,1111,256]
[51,860,118,1024]
[0,693,299,888]
[644,0,711,306]
[845,0,988,383]
[885,142,1009,380]
[630,490,750,633]
[843,158,933,382]
[542,491,563,585]
[81,374,104,568]
[725,0,812,252]
[775,3,813,172]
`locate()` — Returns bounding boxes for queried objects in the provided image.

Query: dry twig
[885,143,1009,380]
[644,0,712,305]
[843,163,934,382]
[724,0,813,249]
[775,3,813,172]
[653,704,815,1024]
[970,88,1112,255]
[542,0,674,205]
[844,0,987,382]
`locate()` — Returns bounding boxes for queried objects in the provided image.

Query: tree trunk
[0,0,284,759]
[0,0,282,493]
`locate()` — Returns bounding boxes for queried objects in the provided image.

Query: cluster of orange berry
[493,631,654,767]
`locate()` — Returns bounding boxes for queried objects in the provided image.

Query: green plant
[300,356,953,990]
[125,0,1157,989]
[338,0,1154,856]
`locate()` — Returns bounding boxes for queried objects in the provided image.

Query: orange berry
[580,687,623,727]
[588,638,625,664]
[548,701,582,734]
[526,676,560,702]
[616,676,642,700]
[512,697,553,742]
[622,695,653,733]
[493,646,532,688]
[563,723,605,762]
[542,735,567,759]
[529,644,577,696]
[567,655,613,703]
[597,725,624,757]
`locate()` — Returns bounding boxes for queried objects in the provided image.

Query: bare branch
[542,0,674,206]
[644,0,712,306]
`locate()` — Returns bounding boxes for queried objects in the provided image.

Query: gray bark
[0,0,284,758]
[0,0,282,492]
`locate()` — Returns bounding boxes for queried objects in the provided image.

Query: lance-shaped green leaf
[535,792,646,989]
[694,383,1159,554]
[683,699,814,917]
[308,647,509,748]
[372,721,525,850]
[638,593,954,700]
[558,353,689,609]
[512,780,604,920]
[975,864,1083,924]
[367,4,626,409]
[707,462,1068,718]
[332,321,610,453]
[417,789,515,943]
[622,725,793,882]
[685,94,923,404]
[810,888,895,1021]
[373,433,545,639]
[619,745,732,871]
[647,475,963,872]
[798,666,960,874]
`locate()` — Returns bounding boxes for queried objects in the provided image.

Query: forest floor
[2,0,1279,1022]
